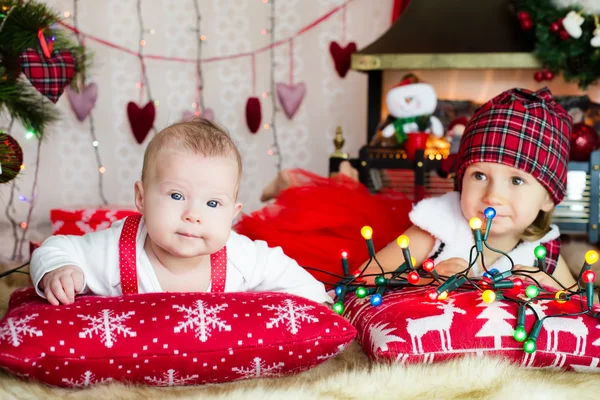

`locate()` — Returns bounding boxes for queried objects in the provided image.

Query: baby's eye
[511,177,524,186]
[473,172,486,181]
[170,193,184,201]
[207,200,219,208]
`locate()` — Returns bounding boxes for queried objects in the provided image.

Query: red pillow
[0,288,355,387]
[344,287,600,371]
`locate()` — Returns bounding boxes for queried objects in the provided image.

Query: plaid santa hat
[454,87,572,205]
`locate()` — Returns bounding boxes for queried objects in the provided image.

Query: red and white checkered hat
[454,87,572,205]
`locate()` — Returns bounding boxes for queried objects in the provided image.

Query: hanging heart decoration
[66,83,98,122]
[19,49,76,103]
[127,101,156,144]
[329,41,357,78]
[37,28,54,58]
[276,82,306,120]
[245,97,262,134]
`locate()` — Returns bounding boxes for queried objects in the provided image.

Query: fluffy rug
[2,246,600,400]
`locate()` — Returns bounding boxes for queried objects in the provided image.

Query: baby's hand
[434,257,469,277]
[39,265,84,306]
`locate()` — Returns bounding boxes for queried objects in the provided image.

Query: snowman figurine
[381,74,444,144]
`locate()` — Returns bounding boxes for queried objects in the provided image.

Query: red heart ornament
[329,41,357,78]
[19,49,77,103]
[245,97,262,134]
[127,101,156,144]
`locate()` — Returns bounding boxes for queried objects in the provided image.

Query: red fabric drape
[391,0,411,24]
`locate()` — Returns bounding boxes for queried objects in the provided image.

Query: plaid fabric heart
[19,49,77,103]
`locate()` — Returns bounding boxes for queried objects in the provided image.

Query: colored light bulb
[361,226,373,240]
[513,278,523,289]
[335,286,343,296]
[482,290,496,304]
[513,326,527,342]
[340,250,348,259]
[397,235,409,249]
[333,302,344,315]
[484,207,496,219]
[355,287,368,298]
[523,339,536,354]
[370,294,383,307]
[407,271,420,284]
[525,285,539,299]
[427,291,438,301]
[585,250,599,265]
[555,290,568,304]
[422,258,435,272]
[534,245,547,259]
[437,291,448,301]
[375,276,386,286]
[583,270,596,283]
[469,217,482,230]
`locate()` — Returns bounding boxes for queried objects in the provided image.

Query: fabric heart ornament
[66,83,98,122]
[276,82,306,119]
[245,97,262,134]
[329,41,357,78]
[182,108,215,122]
[127,101,156,144]
[19,49,77,103]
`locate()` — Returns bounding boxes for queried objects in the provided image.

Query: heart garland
[127,101,156,144]
[329,41,357,78]
[19,49,77,103]
[66,83,98,122]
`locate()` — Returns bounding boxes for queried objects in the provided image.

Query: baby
[31,119,332,306]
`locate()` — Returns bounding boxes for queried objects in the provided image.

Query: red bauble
[0,133,24,184]
[517,11,530,21]
[559,30,570,41]
[570,123,600,161]
[534,71,544,82]
[550,22,560,33]
[520,19,533,31]
[543,70,554,81]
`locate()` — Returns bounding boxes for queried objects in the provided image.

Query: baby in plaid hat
[361,87,576,290]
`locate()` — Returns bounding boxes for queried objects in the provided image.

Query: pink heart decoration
[276,82,306,119]
[329,41,357,78]
[66,83,98,122]
[181,108,215,122]
[127,101,156,144]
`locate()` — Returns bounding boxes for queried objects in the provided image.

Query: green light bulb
[523,339,536,354]
[525,285,539,299]
[513,326,527,342]
[375,276,386,286]
[333,302,344,315]
[356,287,368,298]
[534,245,547,259]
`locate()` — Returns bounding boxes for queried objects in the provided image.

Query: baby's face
[135,149,242,259]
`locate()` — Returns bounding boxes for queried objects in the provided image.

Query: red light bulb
[407,271,420,284]
[422,258,435,272]
[583,270,596,284]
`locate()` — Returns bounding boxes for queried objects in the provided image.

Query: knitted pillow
[0,288,355,387]
[344,287,600,371]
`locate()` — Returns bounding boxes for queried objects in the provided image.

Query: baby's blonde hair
[141,118,242,185]
[522,210,554,242]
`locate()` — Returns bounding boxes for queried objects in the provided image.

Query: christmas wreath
[515,0,600,89]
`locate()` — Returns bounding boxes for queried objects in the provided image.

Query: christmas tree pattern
[0,314,43,347]
[144,369,198,386]
[61,371,112,388]
[474,300,516,348]
[172,300,231,342]
[262,299,318,334]
[77,309,137,348]
[231,357,284,379]
[368,321,405,353]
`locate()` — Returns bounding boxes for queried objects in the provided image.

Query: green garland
[516,0,600,89]
[0,0,85,139]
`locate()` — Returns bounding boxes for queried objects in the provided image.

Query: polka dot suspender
[118,215,228,295]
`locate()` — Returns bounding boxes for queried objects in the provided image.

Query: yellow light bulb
[469,217,482,230]
[361,226,373,240]
[585,250,599,265]
[397,235,409,248]
[555,290,567,304]
[482,290,496,304]
[437,291,448,301]
[411,256,416,266]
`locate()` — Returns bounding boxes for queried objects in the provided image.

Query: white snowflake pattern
[262,299,318,334]
[172,300,231,342]
[77,309,137,348]
[144,369,198,386]
[231,357,284,379]
[368,321,405,353]
[62,370,112,388]
[0,314,43,347]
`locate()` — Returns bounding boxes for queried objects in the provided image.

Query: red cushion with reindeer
[0,288,355,387]
[344,287,600,371]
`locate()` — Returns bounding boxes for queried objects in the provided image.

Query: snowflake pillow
[0,288,355,388]
[344,287,600,371]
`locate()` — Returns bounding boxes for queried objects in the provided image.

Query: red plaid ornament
[454,88,571,205]
[19,49,77,103]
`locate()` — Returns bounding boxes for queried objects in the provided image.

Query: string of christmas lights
[265,0,282,171]
[135,0,157,136]
[72,0,108,206]
[190,0,206,119]
[16,136,42,259]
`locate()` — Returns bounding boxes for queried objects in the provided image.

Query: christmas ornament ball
[570,123,600,161]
